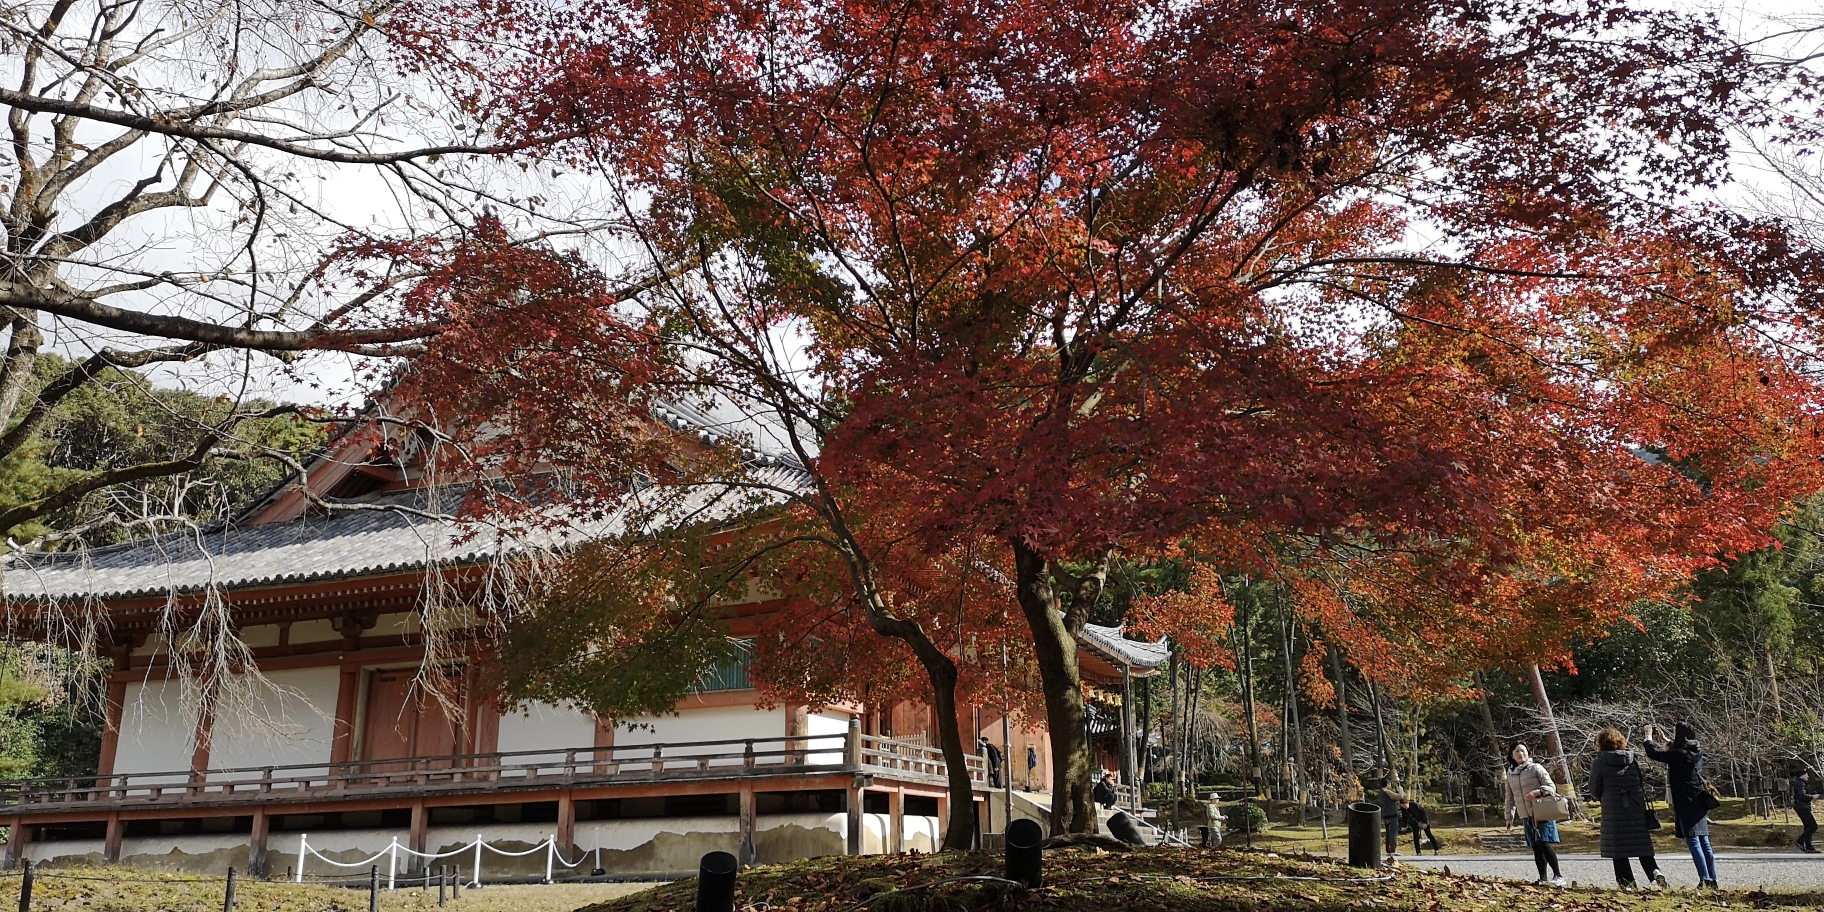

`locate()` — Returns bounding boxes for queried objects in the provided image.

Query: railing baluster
[744,740,755,770]
[651,744,664,773]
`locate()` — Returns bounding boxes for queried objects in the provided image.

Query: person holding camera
[1644,722,1717,889]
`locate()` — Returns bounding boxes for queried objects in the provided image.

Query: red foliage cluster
[391,0,1824,697]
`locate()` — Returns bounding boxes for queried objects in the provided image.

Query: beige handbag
[1530,793,1572,822]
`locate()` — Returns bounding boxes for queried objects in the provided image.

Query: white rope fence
[294,833,591,888]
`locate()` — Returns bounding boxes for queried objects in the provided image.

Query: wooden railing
[0,731,987,812]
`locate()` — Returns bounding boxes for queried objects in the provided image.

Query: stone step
[1477,832,1531,852]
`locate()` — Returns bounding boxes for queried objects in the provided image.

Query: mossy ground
[581,848,1823,912]
[0,868,652,912]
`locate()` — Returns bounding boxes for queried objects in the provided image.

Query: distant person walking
[1644,722,1718,889]
[1503,743,1565,886]
[1586,727,1666,890]
[1793,769,1818,854]
[1375,777,1403,859]
[1026,745,1038,792]
[979,736,1004,789]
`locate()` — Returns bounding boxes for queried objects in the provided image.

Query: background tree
[0,0,601,554]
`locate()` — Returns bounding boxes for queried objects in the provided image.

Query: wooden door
[362,669,463,774]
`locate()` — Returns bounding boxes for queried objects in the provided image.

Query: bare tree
[0,0,580,546]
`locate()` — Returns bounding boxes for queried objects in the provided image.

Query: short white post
[472,833,483,887]
[295,835,307,883]
[544,835,554,884]
[387,837,398,891]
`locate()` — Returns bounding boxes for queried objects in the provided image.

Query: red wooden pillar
[330,667,361,764]
[410,801,430,859]
[557,792,577,852]
[248,809,270,875]
[889,787,904,854]
[4,815,29,868]
[96,678,127,778]
[103,813,123,863]
[738,786,757,865]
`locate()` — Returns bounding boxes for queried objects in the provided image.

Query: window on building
[693,638,755,693]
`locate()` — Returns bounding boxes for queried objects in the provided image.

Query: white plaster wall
[119,834,248,858]
[805,711,850,765]
[303,814,845,879]
[902,814,940,852]
[115,677,199,783]
[497,701,596,767]
[23,839,103,864]
[862,812,888,854]
[615,706,785,769]
[290,619,340,643]
[857,812,941,854]
[207,666,340,778]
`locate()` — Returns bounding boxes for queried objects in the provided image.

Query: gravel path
[1403,853,1824,891]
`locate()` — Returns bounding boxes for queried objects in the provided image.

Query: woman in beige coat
[1504,743,1565,886]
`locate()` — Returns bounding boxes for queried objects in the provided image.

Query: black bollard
[1107,812,1145,846]
[1004,818,1043,889]
[223,867,236,912]
[368,865,379,912]
[17,860,32,912]
[695,851,739,912]
[1346,801,1381,869]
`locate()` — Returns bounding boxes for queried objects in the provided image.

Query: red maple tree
[394,0,1824,835]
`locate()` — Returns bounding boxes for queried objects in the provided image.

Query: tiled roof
[3,466,811,603]
[1080,623,1170,671]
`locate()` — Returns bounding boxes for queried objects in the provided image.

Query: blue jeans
[1686,834,1717,884]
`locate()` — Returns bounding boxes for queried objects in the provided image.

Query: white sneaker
[1652,872,1668,890]
[1551,876,1567,888]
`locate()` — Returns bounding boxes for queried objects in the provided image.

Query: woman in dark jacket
[1644,722,1716,888]
[1795,769,1818,853]
[1585,727,1665,889]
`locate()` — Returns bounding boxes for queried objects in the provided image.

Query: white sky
[24,0,1824,411]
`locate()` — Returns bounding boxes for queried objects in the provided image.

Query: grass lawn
[0,869,656,912]
[579,848,1822,912]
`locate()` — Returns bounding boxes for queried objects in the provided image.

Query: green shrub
[1224,800,1269,834]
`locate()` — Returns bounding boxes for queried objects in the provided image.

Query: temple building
[0,401,1164,876]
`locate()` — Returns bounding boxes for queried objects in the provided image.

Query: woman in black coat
[1585,727,1665,889]
[1644,722,1716,888]
[1795,770,1818,853]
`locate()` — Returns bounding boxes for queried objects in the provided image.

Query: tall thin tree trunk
[1332,648,1354,776]
[1239,604,1261,791]
[1280,595,1305,810]
[1526,665,1571,784]
[1169,650,1181,833]
[1369,682,1393,781]
[1474,671,1504,784]
[1757,642,1783,719]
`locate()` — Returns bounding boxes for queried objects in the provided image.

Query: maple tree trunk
[1011,542,1099,835]
[920,649,978,851]
[1526,665,1572,784]
[866,622,975,851]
